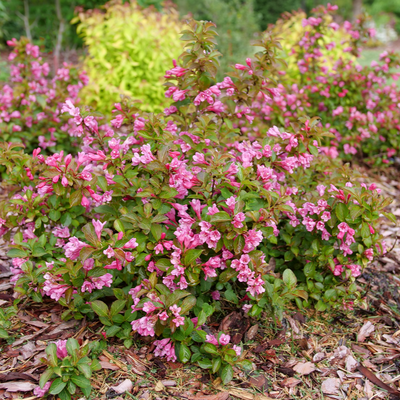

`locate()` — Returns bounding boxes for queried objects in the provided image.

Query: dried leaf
[154,381,165,392]
[245,324,259,341]
[0,381,37,392]
[321,378,340,395]
[358,321,375,342]
[293,362,315,375]
[99,360,120,371]
[345,355,359,372]
[313,352,325,362]
[190,392,230,400]
[357,364,400,396]
[281,377,301,387]
[110,379,133,394]
[20,342,36,360]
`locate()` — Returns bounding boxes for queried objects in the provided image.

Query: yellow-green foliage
[73,0,183,115]
[272,10,355,80]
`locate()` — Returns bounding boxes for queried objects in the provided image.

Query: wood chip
[293,362,316,375]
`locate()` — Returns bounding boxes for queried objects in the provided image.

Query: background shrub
[74,0,183,115]
[0,37,87,154]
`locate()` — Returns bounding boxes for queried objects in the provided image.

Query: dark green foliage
[174,0,260,76]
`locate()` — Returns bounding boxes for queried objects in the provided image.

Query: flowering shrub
[0,17,393,380]
[0,38,88,154]
[73,0,183,115]
[260,5,400,165]
[34,338,102,399]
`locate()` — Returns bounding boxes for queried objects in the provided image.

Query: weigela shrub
[261,5,400,165]
[0,19,393,378]
[73,0,183,115]
[0,38,88,154]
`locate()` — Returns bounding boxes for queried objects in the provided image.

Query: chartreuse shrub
[0,16,394,388]
[73,0,183,115]
[259,5,400,165]
[0,38,87,154]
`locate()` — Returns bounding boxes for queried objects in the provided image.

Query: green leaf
[282,269,297,289]
[77,363,92,379]
[66,338,80,359]
[224,289,238,304]
[180,295,197,315]
[150,224,162,241]
[67,380,76,395]
[198,358,213,369]
[7,248,28,258]
[179,344,191,363]
[220,363,234,384]
[315,300,327,312]
[209,211,231,223]
[159,186,178,199]
[82,223,100,246]
[69,190,82,207]
[335,203,348,222]
[308,144,319,156]
[105,325,121,337]
[110,300,127,317]
[39,368,54,388]
[59,388,72,400]
[91,300,109,317]
[49,378,67,395]
[166,290,191,307]
[184,249,203,266]
[45,343,58,367]
[203,343,218,355]
[32,246,47,257]
[233,235,245,255]
[212,357,222,373]
[90,358,102,371]
[71,374,91,389]
[0,328,9,338]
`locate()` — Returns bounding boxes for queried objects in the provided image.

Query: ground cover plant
[261,4,400,166]
[0,37,88,155]
[0,5,397,398]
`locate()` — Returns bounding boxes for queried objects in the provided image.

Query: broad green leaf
[49,378,67,395]
[71,374,91,389]
[282,269,297,288]
[91,300,109,317]
[184,249,203,266]
[179,344,191,363]
[220,364,234,384]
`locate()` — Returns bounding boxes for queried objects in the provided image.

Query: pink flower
[232,345,242,356]
[211,291,220,300]
[123,237,138,249]
[43,273,70,301]
[364,248,374,261]
[92,219,106,241]
[169,304,181,316]
[55,339,68,359]
[91,273,113,289]
[103,246,115,258]
[64,237,89,260]
[34,381,51,397]
[233,212,245,228]
[153,338,177,362]
[131,316,155,337]
[206,335,218,345]
[219,334,230,346]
